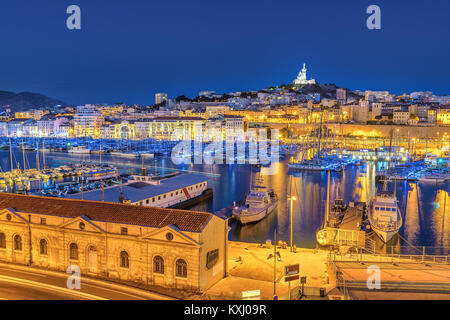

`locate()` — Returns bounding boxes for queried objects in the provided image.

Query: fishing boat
[368,190,402,243]
[232,187,278,224]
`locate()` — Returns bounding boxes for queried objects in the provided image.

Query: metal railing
[329,251,449,264]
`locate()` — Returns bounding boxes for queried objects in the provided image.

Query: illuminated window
[69,243,78,260]
[120,251,129,268]
[380,207,385,211]
[176,259,187,278]
[0,233,5,248]
[153,256,164,274]
[13,235,22,251]
[40,239,48,255]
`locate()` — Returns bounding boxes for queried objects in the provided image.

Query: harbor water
[1,149,449,253]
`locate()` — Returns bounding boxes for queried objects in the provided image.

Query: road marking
[81,283,147,300]
[0,267,48,278]
[0,275,108,300]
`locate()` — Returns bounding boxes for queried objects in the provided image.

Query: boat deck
[338,203,365,231]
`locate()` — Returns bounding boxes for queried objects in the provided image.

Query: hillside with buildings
[0,91,68,111]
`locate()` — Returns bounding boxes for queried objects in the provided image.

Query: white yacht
[368,191,402,243]
[232,187,278,224]
[418,174,447,184]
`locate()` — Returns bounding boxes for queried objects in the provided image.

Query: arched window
[120,251,129,268]
[176,259,187,278]
[40,239,48,255]
[13,235,22,251]
[153,256,164,274]
[0,233,6,248]
[69,243,78,260]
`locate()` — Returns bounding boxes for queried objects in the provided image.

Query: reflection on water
[1,150,448,251]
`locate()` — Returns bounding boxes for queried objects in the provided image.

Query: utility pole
[273,229,277,298]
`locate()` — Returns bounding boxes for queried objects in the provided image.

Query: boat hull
[236,199,278,224]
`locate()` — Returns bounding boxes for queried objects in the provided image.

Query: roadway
[0,264,175,300]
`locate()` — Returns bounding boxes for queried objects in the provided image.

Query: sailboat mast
[9,138,13,172]
[36,141,40,171]
[325,170,331,225]
[22,140,26,171]
[43,141,46,169]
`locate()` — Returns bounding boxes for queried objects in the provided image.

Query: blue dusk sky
[0,0,448,105]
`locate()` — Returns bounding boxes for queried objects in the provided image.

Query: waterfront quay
[204,241,450,300]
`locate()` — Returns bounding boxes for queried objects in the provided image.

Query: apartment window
[158,196,161,200]
[152,198,155,202]
[146,199,149,204]
[13,235,22,251]
[40,218,47,225]
[120,251,129,268]
[176,259,187,278]
[206,249,219,269]
[163,194,166,199]
[171,193,173,197]
[153,256,164,274]
[0,233,6,248]
[40,239,48,255]
[175,191,178,195]
[139,202,143,206]
[121,227,128,235]
[69,243,78,260]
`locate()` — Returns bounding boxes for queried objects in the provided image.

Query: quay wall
[258,123,449,139]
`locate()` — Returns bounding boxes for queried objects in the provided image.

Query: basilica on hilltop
[293,63,316,86]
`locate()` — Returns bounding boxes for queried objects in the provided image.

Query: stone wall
[0,208,226,292]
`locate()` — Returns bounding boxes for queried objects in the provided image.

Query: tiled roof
[0,193,212,232]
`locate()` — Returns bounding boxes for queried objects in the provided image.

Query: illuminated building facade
[74,105,105,138]
[0,193,228,291]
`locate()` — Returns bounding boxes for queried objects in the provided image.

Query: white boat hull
[371,226,397,243]
[235,199,278,224]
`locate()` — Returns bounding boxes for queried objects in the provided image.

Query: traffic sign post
[300,276,307,298]
[285,264,300,300]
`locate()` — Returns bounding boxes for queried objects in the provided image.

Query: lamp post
[289,194,297,252]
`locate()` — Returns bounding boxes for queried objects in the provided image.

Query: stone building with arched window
[0,193,228,292]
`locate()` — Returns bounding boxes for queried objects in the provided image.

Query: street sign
[285,264,299,277]
[242,290,260,300]
[285,274,300,282]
